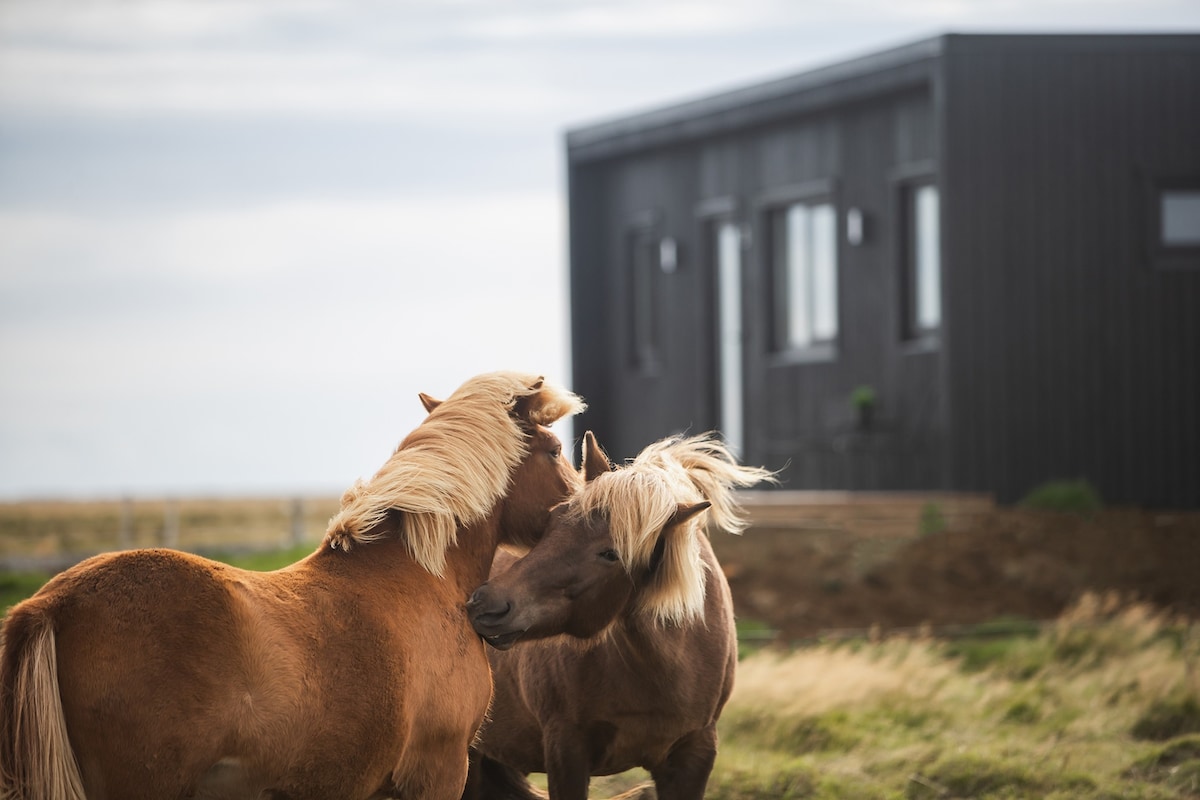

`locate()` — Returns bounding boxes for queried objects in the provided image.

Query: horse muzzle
[467,586,527,650]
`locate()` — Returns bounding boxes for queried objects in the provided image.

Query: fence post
[162,500,179,549]
[290,498,306,546]
[119,497,134,549]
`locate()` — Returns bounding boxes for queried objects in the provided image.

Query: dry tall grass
[589,594,1200,799]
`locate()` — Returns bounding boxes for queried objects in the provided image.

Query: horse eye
[548,446,562,459]
[599,549,619,563]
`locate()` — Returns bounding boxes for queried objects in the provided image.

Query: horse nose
[467,586,512,625]
[467,586,485,612]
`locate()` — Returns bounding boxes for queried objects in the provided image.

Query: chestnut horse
[465,432,775,800]
[0,371,584,800]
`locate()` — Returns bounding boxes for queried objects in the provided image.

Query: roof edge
[566,34,944,161]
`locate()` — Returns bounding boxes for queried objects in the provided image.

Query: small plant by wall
[850,385,877,431]
[1018,479,1103,514]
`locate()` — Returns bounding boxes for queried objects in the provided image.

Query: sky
[2,1,1198,500]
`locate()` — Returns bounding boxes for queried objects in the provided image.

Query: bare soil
[713,508,1200,640]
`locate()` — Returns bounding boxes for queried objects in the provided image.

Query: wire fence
[0,496,341,572]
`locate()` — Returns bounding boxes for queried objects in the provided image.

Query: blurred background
[2,0,1198,501]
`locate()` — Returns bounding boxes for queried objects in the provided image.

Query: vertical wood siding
[942,36,1200,506]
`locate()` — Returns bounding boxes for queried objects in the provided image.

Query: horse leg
[542,731,590,800]
[460,748,484,800]
[389,733,476,800]
[461,751,547,800]
[648,725,718,800]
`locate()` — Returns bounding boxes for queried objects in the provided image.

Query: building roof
[565,32,1200,164]
[565,35,943,164]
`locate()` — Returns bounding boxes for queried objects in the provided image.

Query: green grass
[212,543,318,572]
[1132,697,1200,741]
[736,617,778,658]
[0,571,53,615]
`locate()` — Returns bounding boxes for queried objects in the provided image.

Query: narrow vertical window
[715,221,743,455]
[811,203,839,341]
[772,199,838,351]
[902,181,941,339]
[914,185,941,331]
[784,204,812,348]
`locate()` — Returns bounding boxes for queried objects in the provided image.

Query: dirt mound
[713,509,1200,640]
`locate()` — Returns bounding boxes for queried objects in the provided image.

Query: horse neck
[441,510,503,594]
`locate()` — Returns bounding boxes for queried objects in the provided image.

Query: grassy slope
[708,597,1200,800]
[579,597,1200,800]
[2,539,1197,799]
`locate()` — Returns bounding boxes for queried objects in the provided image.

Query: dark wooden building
[566,34,1200,508]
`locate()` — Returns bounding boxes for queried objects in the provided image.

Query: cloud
[0,191,572,496]
[7,0,1195,123]
[0,44,569,118]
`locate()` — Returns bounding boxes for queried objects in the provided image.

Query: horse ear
[582,431,614,482]
[646,500,713,578]
[418,392,442,414]
[511,376,547,421]
[668,501,711,529]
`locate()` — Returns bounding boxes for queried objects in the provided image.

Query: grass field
[1,533,1198,799]
[588,595,1200,800]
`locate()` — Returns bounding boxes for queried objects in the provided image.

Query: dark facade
[566,34,1200,508]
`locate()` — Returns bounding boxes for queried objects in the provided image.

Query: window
[714,221,744,456]
[627,228,662,372]
[1161,190,1200,247]
[1150,181,1200,270]
[770,200,838,351]
[901,182,941,339]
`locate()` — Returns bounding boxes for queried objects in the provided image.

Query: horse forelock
[568,457,703,627]
[324,372,583,576]
[571,433,776,626]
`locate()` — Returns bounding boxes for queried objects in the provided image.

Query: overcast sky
[2,0,1198,499]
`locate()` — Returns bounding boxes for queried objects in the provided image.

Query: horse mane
[324,371,584,576]
[572,433,776,626]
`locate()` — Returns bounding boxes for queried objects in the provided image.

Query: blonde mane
[572,433,776,626]
[324,372,584,576]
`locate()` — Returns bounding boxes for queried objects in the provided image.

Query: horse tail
[470,753,547,800]
[0,605,87,800]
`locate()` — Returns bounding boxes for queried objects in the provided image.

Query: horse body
[466,433,773,800]
[482,540,736,784]
[33,540,486,799]
[0,372,584,800]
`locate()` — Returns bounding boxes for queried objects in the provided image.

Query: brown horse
[464,432,775,800]
[0,371,584,800]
